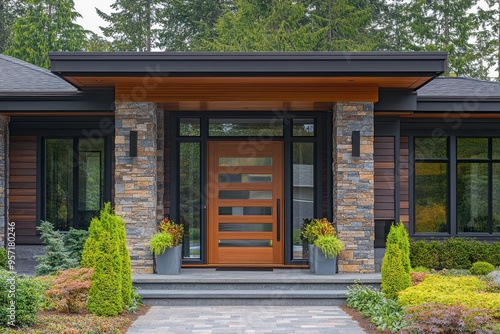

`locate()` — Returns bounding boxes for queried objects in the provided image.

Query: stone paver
[127,306,367,334]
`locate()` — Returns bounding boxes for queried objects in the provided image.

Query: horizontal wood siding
[374,136,395,220]
[400,136,409,225]
[9,136,38,243]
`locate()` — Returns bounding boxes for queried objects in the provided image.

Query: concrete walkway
[127,306,367,333]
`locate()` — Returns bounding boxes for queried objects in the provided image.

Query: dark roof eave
[0,90,115,112]
[417,100,500,113]
[49,51,447,77]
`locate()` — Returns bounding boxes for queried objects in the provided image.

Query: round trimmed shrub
[470,261,495,276]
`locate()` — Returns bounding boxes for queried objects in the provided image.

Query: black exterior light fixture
[130,131,138,157]
[352,131,360,157]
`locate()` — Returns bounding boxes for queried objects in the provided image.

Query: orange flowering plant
[158,217,184,247]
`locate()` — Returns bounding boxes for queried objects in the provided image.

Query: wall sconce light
[130,131,138,157]
[352,131,360,157]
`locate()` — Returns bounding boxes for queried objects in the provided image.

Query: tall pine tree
[97,0,161,51]
[404,0,482,78]
[157,0,229,51]
[195,0,324,51]
[477,0,500,80]
[6,0,86,68]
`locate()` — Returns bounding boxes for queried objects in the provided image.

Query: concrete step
[138,289,350,306]
[134,282,374,291]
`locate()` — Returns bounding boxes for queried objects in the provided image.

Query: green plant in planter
[301,218,335,244]
[314,235,344,259]
[149,232,174,255]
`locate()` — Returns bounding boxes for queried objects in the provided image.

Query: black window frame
[41,136,112,230]
[170,111,332,265]
[403,121,500,239]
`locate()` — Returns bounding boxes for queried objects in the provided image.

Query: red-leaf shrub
[45,267,93,313]
[399,303,494,334]
[410,272,427,286]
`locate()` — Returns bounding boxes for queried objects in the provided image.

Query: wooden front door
[207,141,284,265]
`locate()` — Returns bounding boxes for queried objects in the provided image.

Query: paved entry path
[127,306,367,334]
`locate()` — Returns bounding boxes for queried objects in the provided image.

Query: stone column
[333,102,375,273]
[0,116,9,246]
[114,102,158,274]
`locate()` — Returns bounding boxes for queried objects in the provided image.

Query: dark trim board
[0,91,115,112]
[49,51,446,77]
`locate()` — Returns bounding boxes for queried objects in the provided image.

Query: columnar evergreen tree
[381,223,411,299]
[5,0,87,68]
[97,0,161,51]
[81,203,132,313]
[86,229,122,317]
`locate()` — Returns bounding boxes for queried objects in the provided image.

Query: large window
[414,138,449,233]
[413,136,500,235]
[44,137,107,230]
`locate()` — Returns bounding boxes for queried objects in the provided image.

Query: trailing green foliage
[123,288,144,313]
[34,221,79,276]
[346,284,408,333]
[410,238,500,270]
[64,228,89,264]
[82,203,132,315]
[399,303,495,334]
[381,244,412,299]
[470,261,495,276]
[86,230,122,317]
[0,247,7,270]
[313,235,344,259]
[149,232,174,255]
[0,269,43,327]
[398,275,500,316]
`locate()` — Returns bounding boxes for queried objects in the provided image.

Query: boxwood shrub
[0,269,44,327]
[410,238,500,270]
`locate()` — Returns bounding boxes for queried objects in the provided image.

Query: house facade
[1,52,499,274]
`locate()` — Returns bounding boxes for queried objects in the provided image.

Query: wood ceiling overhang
[49,52,447,110]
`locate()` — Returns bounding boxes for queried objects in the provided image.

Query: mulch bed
[339,305,390,334]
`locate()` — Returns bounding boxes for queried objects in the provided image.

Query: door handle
[276,199,281,242]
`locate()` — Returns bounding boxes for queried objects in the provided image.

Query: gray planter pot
[308,244,316,273]
[155,244,182,275]
[313,246,337,275]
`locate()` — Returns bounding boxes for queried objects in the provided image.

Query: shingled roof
[418,77,500,100]
[0,54,76,95]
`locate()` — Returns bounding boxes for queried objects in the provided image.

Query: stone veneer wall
[0,115,8,245]
[114,102,158,274]
[333,102,375,273]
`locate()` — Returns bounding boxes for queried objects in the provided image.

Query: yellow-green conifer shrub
[117,215,132,306]
[80,216,102,268]
[381,244,412,300]
[87,230,123,316]
[81,203,133,312]
[398,275,500,317]
[386,223,411,274]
